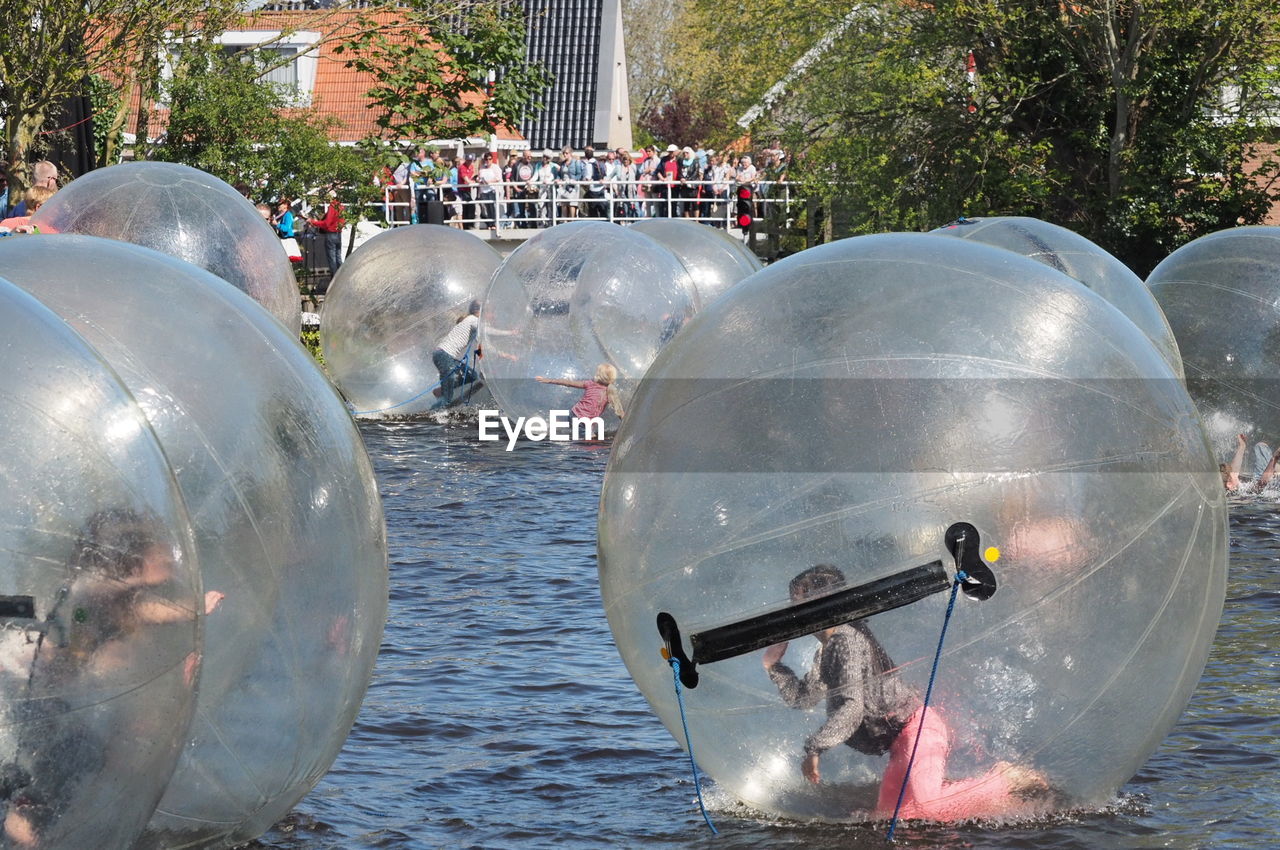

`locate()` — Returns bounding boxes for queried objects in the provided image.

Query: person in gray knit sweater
[764,564,1051,821]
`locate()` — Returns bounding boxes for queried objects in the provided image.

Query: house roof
[518,0,604,150]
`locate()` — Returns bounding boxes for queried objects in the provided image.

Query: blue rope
[348,339,476,416]
[885,569,968,841]
[461,346,481,406]
[669,658,719,835]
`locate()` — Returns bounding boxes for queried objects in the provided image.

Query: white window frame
[215,30,321,106]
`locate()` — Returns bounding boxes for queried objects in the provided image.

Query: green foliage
[680,0,1280,273]
[87,74,121,167]
[638,90,727,147]
[0,0,239,191]
[147,40,366,206]
[300,327,326,366]
[334,0,551,143]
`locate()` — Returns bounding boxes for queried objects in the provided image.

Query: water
[249,420,1280,849]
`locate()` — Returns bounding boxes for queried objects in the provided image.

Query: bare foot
[4,809,37,846]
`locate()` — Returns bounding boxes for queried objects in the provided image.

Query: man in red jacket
[309,190,346,273]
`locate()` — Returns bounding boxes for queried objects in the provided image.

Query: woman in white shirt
[709,154,732,227]
[432,299,482,405]
[475,153,504,233]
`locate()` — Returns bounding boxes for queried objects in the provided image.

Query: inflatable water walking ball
[932,216,1183,377]
[0,279,200,849]
[0,235,388,848]
[321,224,502,417]
[1147,226,1280,456]
[631,218,763,309]
[31,161,301,335]
[598,233,1226,822]
[481,221,695,424]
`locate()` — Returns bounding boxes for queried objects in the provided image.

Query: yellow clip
[660,646,672,660]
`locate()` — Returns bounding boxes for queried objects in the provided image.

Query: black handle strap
[0,594,35,619]
[656,522,999,689]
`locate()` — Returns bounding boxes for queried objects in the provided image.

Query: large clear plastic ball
[0,278,199,848]
[932,216,1183,376]
[31,161,301,334]
[630,219,762,308]
[1147,226,1280,453]
[480,221,694,424]
[320,224,501,417]
[598,233,1225,821]
[0,235,387,848]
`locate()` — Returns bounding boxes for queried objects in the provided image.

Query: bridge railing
[379,178,801,233]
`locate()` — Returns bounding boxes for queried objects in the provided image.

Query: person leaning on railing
[441,156,463,228]
[531,150,557,226]
[611,149,639,220]
[709,153,732,228]
[655,145,679,218]
[376,149,796,232]
[510,150,535,227]
[636,145,658,216]
[582,147,608,219]
[676,147,701,219]
[475,152,503,234]
[557,148,584,220]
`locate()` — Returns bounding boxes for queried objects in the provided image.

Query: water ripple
[247,421,1280,850]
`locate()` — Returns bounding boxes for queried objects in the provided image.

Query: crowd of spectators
[379,139,790,231]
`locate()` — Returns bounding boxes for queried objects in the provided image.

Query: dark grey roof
[517,0,603,151]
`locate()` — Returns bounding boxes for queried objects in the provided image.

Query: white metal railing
[378,178,800,231]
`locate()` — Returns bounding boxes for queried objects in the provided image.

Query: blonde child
[0,185,56,232]
[535,363,625,420]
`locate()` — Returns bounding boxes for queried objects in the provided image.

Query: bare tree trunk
[101,81,135,167]
[132,28,164,160]
[1104,1,1146,199]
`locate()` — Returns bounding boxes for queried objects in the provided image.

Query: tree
[664,1,835,141]
[674,0,1280,273]
[622,0,686,123]
[146,39,363,203]
[0,0,238,192]
[638,89,727,147]
[333,0,551,144]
